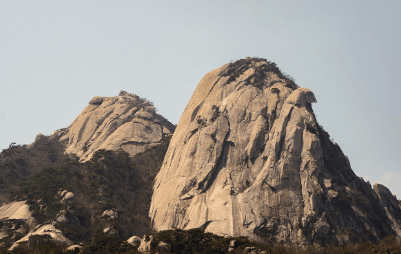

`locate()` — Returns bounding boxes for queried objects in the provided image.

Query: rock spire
[150,58,401,245]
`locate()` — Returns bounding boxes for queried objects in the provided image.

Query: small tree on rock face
[82,234,134,254]
[119,90,128,96]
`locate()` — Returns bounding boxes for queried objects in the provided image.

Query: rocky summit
[53,91,175,161]
[150,57,401,245]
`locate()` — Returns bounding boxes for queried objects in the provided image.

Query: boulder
[103,226,118,236]
[101,209,118,219]
[127,235,141,246]
[150,58,401,245]
[135,109,154,120]
[228,239,237,252]
[56,213,68,224]
[61,192,74,202]
[244,246,256,253]
[66,245,83,252]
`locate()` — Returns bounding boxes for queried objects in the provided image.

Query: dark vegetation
[0,136,67,204]
[148,230,401,254]
[2,229,401,253]
[81,234,136,254]
[220,57,298,90]
[151,229,232,254]
[0,220,29,248]
[0,135,171,250]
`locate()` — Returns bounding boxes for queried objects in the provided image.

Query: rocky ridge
[150,57,401,245]
[54,91,175,161]
[0,91,175,250]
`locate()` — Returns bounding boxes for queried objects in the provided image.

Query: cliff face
[150,58,401,245]
[54,91,175,161]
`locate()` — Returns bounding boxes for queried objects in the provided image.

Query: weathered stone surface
[127,235,141,246]
[59,190,68,197]
[56,214,68,224]
[0,201,32,221]
[102,209,118,219]
[150,58,401,245]
[62,192,74,202]
[103,226,119,236]
[9,224,72,250]
[55,91,175,161]
[374,183,401,237]
[55,210,80,225]
[66,245,83,252]
[138,235,153,253]
[244,246,256,253]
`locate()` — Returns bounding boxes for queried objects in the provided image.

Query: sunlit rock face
[54,91,175,161]
[150,58,401,245]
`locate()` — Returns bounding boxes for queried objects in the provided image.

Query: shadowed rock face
[150,58,401,245]
[54,91,175,161]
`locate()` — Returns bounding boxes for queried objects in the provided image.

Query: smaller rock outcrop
[60,191,74,202]
[138,235,153,253]
[66,245,83,252]
[55,91,175,161]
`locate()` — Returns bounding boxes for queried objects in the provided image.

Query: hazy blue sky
[1,1,400,196]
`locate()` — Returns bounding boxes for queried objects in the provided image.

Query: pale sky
[1,1,400,196]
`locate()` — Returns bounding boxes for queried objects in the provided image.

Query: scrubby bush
[220,57,298,90]
[81,234,136,254]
